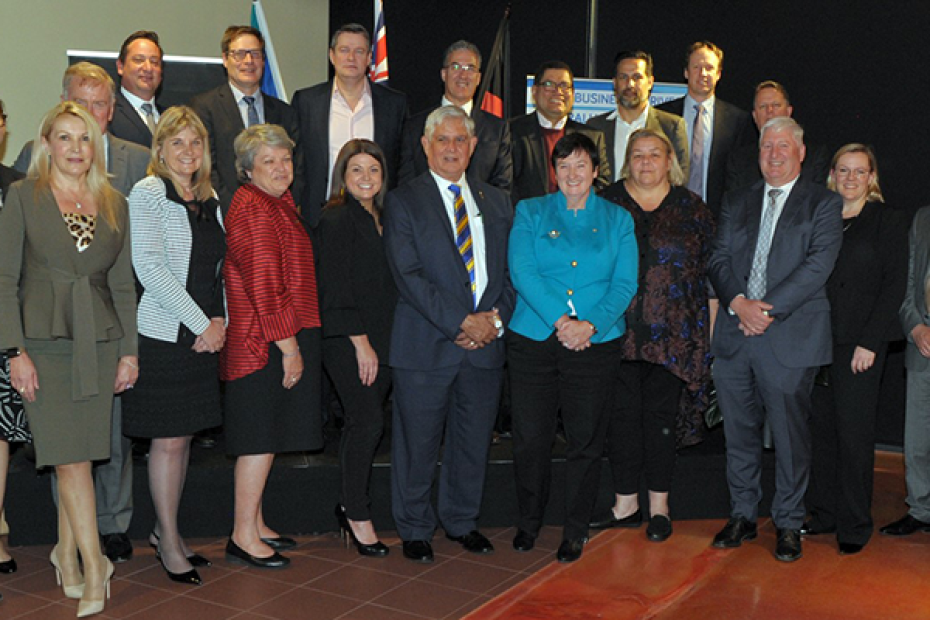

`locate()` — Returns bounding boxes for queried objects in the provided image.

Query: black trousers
[508,331,621,541]
[609,361,684,494]
[323,338,392,521]
[807,342,888,545]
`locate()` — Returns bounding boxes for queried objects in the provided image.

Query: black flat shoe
[157,555,202,586]
[799,521,836,536]
[260,537,297,551]
[879,514,930,537]
[149,531,213,567]
[556,538,586,563]
[775,528,802,562]
[0,557,16,574]
[102,532,133,563]
[712,517,758,548]
[589,509,643,530]
[225,539,290,569]
[646,515,673,542]
[512,530,535,553]
[402,540,434,563]
[335,505,389,557]
[838,542,864,555]
[446,530,494,554]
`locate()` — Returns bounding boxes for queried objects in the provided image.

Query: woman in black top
[317,139,397,557]
[805,144,907,554]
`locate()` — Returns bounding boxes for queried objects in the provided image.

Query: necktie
[243,96,260,127]
[140,102,157,134]
[747,189,784,300]
[688,104,705,196]
[450,183,476,309]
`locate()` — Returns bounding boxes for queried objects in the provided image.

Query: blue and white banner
[525,77,687,123]
[251,0,287,102]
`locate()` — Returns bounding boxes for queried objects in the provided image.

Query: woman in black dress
[318,139,397,556]
[124,106,225,585]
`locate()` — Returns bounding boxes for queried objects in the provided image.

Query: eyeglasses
[538,80,574,92]
[834,166,870,179]
[228,49,263,62]
[445,62,479,74]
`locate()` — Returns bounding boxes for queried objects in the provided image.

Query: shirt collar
[765,174,800,197]
[536,110,567,130]
[685,94,715,114]
[442,96,474,116]
[229,82,261,104]
[120,86,155,110]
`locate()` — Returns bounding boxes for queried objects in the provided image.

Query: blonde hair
[28,101,122,230]
[148,106,214,202]
[827,143,884,204]
[620,128,685,186]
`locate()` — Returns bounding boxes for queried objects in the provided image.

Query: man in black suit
[656,42,754,218]
[384,106,514,563]
[291,23,407,226]
[708,117,843,562]
[509,61,609,205]
[0,101,24,207]
[109,31,164,148]
[398,40,511,192]
[724,81,830,195]
[587,50,689,183]
[191,26,300,213]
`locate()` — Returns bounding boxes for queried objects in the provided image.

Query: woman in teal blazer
[507,133,637,563]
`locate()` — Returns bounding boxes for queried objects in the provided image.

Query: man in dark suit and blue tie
[109,31,164,148]
[708,116,843,562]
[384,106,514,563]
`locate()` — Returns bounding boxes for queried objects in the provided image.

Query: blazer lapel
[219,86,246,133]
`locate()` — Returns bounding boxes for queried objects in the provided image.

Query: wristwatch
[492,315,504,338]
[4,348,22,358]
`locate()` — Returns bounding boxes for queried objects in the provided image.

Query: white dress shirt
[229,83,265,128]
[430,171,488,305]
[608,105,649,180]
[121,87,160,125]
[328,81,374,195]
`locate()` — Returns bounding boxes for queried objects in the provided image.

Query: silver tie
[243,96,260,127]
[687,104,705,196]
[747,189,784,300]
[140,102,157,134]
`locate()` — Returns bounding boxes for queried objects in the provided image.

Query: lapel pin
[549,230,560,238]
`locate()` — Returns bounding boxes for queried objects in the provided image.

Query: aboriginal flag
[477,5,511,118]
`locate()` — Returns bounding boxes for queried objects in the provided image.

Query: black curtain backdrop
[329,0,919,446]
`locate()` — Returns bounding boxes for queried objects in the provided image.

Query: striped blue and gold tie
[449,183,476,309]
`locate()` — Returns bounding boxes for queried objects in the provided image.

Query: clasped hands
[192,317,226,353]
[731,297,774,337]
[456,310,501,350]
[554,314,594,351]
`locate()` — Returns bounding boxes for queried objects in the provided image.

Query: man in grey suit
[587,50,689,183]
[880,207,930,537]
[14,62,148,564]
[708,117,842,562]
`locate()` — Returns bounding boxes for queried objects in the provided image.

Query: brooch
[548,230,560,238]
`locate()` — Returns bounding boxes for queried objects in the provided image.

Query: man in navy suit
[291,23,406,226]
[191,25,300,213]
[398,40,512,193]
[109,31,164,148]
[384,106,514,563]
[708,116,842,562]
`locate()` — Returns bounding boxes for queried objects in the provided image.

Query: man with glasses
[398,40,512,193]
[292,23,407,226]
[509,61,609,205]
[191,25,300,213]
[110,31,165,147]
[588,50,690,185]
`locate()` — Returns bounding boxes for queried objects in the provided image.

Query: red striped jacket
[220,184,320,381]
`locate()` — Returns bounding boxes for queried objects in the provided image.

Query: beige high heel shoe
[76,557,113,618]
[49,545,84,599]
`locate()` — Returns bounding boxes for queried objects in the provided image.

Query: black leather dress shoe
[402,540,434,563]
[102,533,133,563]
[0,557,16,574]
[646,515,673,542]
[799,521,836,536]
[260,536,297,550]
[879,514,930,537]
[775,528,802,562]
[447,530,494,554]
[589,509,643,530]
[838,542,864,555]
[712,517,757,548]
[556,538,586,563]
[512,530,536,552]
[225,539,290,569]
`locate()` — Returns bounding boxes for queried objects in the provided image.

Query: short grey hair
[442,40,481,69]
[760,116,804,148]
[423,105,475,141]
[234,123,295,183]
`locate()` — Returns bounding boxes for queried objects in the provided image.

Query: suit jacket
[14,135,150,197]
[190,83,301,214]
[586,107,691,184]
[398,105,512,192]
[109,91,164,148]
[725,139,831,197]
[0,164,24,206]
[291,80,407,226]
[316,196,398,358]
[828,201,907,350]
[508,113,611,206]
[383,172,515,370]
[900,206,930,371]
[708,178,843,368]
[657,97,754,216]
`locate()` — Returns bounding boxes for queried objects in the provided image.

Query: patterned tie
[747,189,784,300]
[140,102,157,134]
[243,96,260,127]
[688,104,705,196]
[450,183,477,309]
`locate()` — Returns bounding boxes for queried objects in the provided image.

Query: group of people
[0,21,924,616]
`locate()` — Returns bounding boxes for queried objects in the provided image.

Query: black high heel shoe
[335,504,389,557]
[149,531,212,567]
[156,553,202,586]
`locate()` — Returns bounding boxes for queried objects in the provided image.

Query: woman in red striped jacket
[220,124,322,569]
